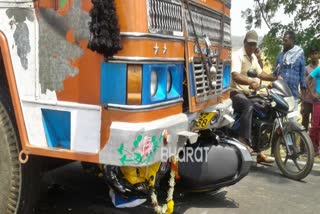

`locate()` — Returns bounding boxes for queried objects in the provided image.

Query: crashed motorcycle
[85,34,252,211]
[100,121,252,198]
[227,70,314,180]
[96,49,253,203]
[83,1,252,208]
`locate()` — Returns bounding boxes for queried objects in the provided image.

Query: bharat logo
[161,147,210,163]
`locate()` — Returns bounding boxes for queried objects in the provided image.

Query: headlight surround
[284,96,295,112]
[142,64,183,104]
[150,70,158,97]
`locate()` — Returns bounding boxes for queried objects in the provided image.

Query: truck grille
[147,0,183,35]
[146,0,230,43]
[192,58,223,102]
[224,23,231,44]
[185,9,222,41]
[226,0,231,8]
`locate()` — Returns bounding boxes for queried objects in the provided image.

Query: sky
[231,0,269,37]
[231,0,294,38]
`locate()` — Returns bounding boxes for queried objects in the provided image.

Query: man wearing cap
[231,30,277,163]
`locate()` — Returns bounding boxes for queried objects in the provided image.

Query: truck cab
[0,1,251,213]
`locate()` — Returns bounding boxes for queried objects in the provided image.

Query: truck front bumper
[99,99,234,166]
[99,113,191,166]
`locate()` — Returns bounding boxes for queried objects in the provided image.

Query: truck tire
[0,94,41,214]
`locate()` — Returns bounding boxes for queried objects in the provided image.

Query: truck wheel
[0,96,41,214]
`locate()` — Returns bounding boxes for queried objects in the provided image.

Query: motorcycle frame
[268,111,304,156]
[250,93,297,154]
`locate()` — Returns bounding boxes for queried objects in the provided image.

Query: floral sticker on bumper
[117,133,163,165]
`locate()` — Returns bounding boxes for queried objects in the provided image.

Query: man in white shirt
[231,30,276,163]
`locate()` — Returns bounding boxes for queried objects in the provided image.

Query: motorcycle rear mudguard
[178,137,252,192]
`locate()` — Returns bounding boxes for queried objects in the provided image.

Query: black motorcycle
[229,70,314,180]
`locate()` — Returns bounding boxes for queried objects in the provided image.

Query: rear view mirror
[247,69,258,78]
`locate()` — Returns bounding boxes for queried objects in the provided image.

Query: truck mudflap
[178,135,252,192]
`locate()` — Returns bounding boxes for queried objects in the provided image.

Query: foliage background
[241,0,320,67]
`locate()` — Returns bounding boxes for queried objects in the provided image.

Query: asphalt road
[36,161,320,214]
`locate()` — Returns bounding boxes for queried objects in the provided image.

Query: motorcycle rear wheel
[274,129,314,180]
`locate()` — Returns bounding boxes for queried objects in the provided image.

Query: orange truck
[0,0,251,213]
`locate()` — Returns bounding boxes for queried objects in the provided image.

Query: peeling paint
[39,0,90,93]
[6,9,34,70]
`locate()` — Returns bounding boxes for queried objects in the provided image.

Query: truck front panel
[0,0,233,166]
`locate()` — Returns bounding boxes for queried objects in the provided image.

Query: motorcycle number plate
[287,110,298,118]
[196,112,216,129]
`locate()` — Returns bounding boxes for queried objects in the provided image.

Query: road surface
[35,161,320,214]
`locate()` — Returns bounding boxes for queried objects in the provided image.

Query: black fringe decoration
[88,0,122,59]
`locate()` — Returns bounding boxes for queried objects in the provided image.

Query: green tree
[242,0,320,66]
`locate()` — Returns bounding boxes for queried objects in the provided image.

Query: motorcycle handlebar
[250,84,271,96]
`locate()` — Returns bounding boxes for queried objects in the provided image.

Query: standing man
[231,30,277,163]
[275,31,306,114]
[306,65,320,157]
[301,46,319,131]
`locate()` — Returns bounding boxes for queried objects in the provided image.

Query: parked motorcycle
[80,127,252,208]
[227,70,314,180]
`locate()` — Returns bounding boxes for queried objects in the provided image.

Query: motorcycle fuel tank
[272,80,293,97]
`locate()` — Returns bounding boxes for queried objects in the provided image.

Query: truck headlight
[150,70,158,97]
[127,65,142,104]
[222,63,231,89]
[210,111,220,125]
[167,70,172,92]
